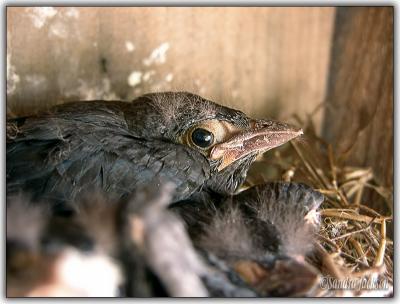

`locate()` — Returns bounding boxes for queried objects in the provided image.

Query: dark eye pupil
[191,128,214,148]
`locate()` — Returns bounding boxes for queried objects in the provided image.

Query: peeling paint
[125,41,135,52]
[65,78,120,100]
[49,8,82,39]
[26,7,81,39]
[165,73,174,82]
[128,71,143,87]
[143,42,170,66]
[49,21,69,38]
[25,74,47,88]
[142,70,156,82]
[7,54,20,95]
[150,85,162,92]
[65,8,80,19]
[26,7,58,28]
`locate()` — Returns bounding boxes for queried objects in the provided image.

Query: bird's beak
[210,119,303,171]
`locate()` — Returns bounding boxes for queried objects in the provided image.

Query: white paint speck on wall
[7,54,20,95]
[125,41,135,52]
[49,21,69,39]
[128,71,143,87]
[25,74,47,88]
[165,73,174,82]
[143,42,170,66]
[65,8,80,19]
[64,78,120,101]
[26,7,58,28]
[142,70,156,82]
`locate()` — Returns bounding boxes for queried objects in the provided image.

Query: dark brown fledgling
[7,91,319,297]
[7,92,302,215]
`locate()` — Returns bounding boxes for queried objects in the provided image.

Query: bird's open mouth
[210,119,303,171]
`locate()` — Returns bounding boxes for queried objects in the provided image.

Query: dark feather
[7,99,212,214]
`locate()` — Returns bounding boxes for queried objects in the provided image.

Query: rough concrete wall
[7,7,335,129]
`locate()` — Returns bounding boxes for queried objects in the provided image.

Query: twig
[327,144,338,189]
[358,204,386,219]
[317,235,340,252]
[291,141,327,188]
[373,219,387,267]
[320,210,383,224]
[349,237,369,267]
[336,190,350,206]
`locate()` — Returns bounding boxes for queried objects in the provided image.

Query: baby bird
[173,182,324,297]
[7,92,302,215]
[7,91,320,297]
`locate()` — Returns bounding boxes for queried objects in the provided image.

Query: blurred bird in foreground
[7,184,191,297]
[7,182,323,297]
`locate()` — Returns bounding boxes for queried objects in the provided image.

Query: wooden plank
[322,7,393,210]
[7,7,334,130]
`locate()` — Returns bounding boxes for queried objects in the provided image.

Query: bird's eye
[191,128,214,148]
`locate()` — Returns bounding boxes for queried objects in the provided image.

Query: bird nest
[245,116,393,297]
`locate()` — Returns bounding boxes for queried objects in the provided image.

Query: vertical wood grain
[323,7,393,211]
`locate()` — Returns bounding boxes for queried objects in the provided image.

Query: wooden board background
[7,7,335,129]
[323,7,394,212]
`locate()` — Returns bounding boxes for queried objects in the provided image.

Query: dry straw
[245,113,393,297]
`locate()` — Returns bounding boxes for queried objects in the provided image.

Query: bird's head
[126,92,302,195]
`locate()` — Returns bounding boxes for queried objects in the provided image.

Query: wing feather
[7,103,211,212]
